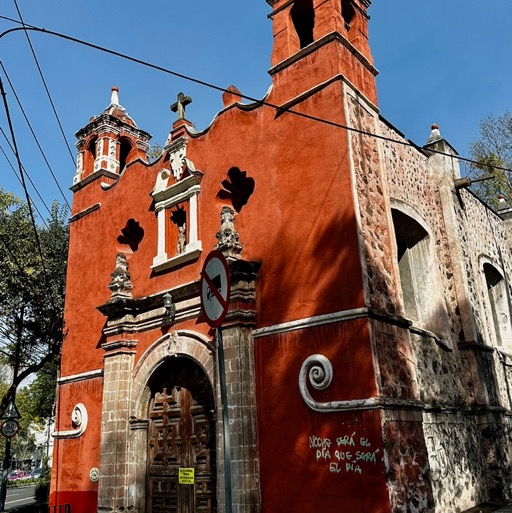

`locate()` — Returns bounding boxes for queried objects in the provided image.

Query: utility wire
[11,0,75,166]
[0,142,50,223]
[0,125,52,219]
[0,18,510,178]
[0,75,55,309]
[0,20,509,176]
[0,60,71,209]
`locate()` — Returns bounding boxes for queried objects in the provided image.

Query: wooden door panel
[147,377,216,513]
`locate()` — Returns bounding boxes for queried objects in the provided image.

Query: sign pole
[0,432,11,511]
[200,250,232,513]
[217,327,233,513]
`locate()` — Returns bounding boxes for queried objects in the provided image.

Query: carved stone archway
[127,331,215,513]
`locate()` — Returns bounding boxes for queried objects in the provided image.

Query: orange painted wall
[255,320,390,513]
[61,77,365,375]
[50,378,102,513]
[55,3,382,510]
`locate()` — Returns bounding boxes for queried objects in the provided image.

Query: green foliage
[34,478,50,502]
[468,111,512,208]
[147,143,163,161]
[0,189,69,415]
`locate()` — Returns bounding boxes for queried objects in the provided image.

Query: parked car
[7,470,24,481]
[30,468,42,479]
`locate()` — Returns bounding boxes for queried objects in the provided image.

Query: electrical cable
[0,127,52,220]
[11,0,76,166]
[0,74,55,310]
[0,18,511,178]
[0,60,71,210]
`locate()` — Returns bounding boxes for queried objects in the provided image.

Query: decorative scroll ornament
[299,355,381,413]
[52,403,88,439]
[108,253,133,298]
[215,206,242,260]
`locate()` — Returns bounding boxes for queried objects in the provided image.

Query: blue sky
[0,1,511,218]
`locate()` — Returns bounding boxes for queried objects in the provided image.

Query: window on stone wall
[483,262,512,348]
[392,208,451,339]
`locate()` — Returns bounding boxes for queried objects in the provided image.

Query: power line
[0,60,71,209]
[0,139,50,223]
[0,126,52,218]
[11,0,76,166]
[0,18,510,180]
[0,74,55,309]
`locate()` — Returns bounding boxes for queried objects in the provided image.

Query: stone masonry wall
[345,89,401,316]
[347,81,512,511]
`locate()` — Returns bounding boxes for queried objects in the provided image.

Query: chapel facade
[51,1,512,513]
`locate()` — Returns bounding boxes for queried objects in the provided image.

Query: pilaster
[97,340,138,513]
[217,259,262,513]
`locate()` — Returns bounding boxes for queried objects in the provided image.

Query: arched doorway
[146,356,216,513]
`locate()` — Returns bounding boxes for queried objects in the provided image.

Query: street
[4,485,35,511]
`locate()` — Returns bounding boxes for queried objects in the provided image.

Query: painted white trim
[299,354,422,413]
[52,403,88,439]
[252,308,369,338]
[58,369,103,384]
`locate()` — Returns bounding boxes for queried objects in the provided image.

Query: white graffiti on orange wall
[309,432,383,475]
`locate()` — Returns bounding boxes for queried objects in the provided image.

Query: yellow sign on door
[179,468,195,485]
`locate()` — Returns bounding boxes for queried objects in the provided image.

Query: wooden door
[147,367,216,513]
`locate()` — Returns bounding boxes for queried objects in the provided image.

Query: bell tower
[72,87,151,191]
[267,0,377,105]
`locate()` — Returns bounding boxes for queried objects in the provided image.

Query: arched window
[86,136,97,171]
[119,137,133,172]
[483,262,512,348]
[291,0,315,49]
[392,208,451,338]
[341,0,356,30]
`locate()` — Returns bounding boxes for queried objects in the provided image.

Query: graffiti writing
[309,432,382,475]
[425,428,470,482]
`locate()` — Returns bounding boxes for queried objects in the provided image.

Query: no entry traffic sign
[200,250,231,328]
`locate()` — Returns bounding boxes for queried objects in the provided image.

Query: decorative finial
[426,123,442,144]
[171,92,192,120]
[498,194,512,214]
[110,86,120,106]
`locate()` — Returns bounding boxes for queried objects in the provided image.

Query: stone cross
[171,92,192,120]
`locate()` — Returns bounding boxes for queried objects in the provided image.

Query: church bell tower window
[291,0,315,48]
[341,0,356,30]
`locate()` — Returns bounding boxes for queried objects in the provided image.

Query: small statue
[215,206,242,259]
[177,223,187,254]
[108,253,133,298]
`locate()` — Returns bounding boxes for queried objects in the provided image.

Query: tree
[0,190,69,414]
[468,111,512,208]
[0,378,37,468]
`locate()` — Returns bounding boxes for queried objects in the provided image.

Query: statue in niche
[170,206,187,254]
[108,253,133,298]
[215,206,242,259]
[177,224,186,254]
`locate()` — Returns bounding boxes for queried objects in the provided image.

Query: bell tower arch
[267,0,377,105]
[72,87,151,191]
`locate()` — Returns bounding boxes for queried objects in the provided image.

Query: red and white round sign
[200,251,231,328]
[1,419,19,438]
